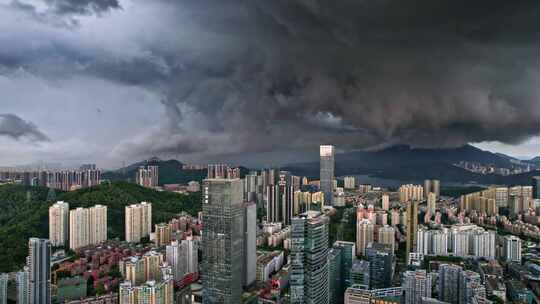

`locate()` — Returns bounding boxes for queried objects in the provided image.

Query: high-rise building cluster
[206,164,241,179]
[135,165,159,188]
[399,184,424,203]
[416,224,496,259]
[69,205,107,250]
[49,201,108,250]
[0,165,101,191]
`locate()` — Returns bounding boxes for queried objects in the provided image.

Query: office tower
[427,192,436,215]
[69,205,107,250]
[155,223,171,247]
[344,285,373,304]
[125,202,152,243]
[350,260,370,288]
[320,145,335,206]
[403,270,432,304]
[290,211,330,304]
[89,205,107,245]
[0,273,7,304]
[202,178,244,304]
[378,225,396,252]
[119,277,174,304]
[16,267,29,304]
[28,238,51,304]
[243,202,256,287]
[399,184,424,203]
[136,165,159,188]
[502,235,522,262]
[344,176,356,190]
[123,256,145,285]
[328,248,343,304]
[266,171,296,224]
[333,241,356,288]
[366,243,393,289]
[381,194,390,210]
[533,176,540,199]
[69,207,89,250]
[49,201,69,247]
[438,264,462,304]
[406,201,419,262]
[356,219,374,256]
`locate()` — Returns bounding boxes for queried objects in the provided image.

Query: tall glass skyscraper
[28,238,51,304]
[290,211,330,304]
[201,179,244,304]
[320,145,335,206]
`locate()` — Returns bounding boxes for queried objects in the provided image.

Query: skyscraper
[201,178,244,304]
[381,194,390,210]
[406,201,419,262]
[290,211,330,304]
[532,176,540,199]
[88,205,107,245]
[403,270,432,304]
[502,235,522,263]
[424,179,440,199]
[365,243,393,289]
[16,267,29,304]
[438,264,462,304]
[28,238,51,304]
[332,241,356,288]
[0,273,8,304]
[320,145,335,206]
[328,247,343,304]
[265,171,295,224]
[155,223,171,247]
[49,201,69,247]
[356,219,374,256]
[378,225,396,252]
[125,202,152,243]
[243,202,257,287]
[69,205,107,250]
[69,207,89,250]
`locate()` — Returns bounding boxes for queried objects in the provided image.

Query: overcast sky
[2,0,540,168]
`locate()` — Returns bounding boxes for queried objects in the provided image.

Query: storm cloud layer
[2,0,540,164]
[0,114,49,142]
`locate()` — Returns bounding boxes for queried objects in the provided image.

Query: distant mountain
[0,182,201,272]
[284,144,534,185]
[102,158,207,185]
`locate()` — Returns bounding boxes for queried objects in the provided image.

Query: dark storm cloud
[5,0,540,159]
[0,114,49,142]
[120,0,540,156]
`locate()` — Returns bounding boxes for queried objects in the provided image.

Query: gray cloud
[0,114,49,142]
[3,0,540,164]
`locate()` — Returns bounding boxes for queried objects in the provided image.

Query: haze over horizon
[2,0,540,167]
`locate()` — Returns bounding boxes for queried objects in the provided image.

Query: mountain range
[284,145,540,186]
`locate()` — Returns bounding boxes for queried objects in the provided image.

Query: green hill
[0,182,201,272]
[102,159,207,185]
